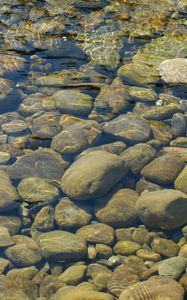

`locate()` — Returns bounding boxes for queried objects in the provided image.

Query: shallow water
[0,0,187,299]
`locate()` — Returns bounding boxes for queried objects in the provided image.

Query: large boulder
[95,189,139,227]
[39,230,87,261]
[61,151,128,200]
[136,189,187,230]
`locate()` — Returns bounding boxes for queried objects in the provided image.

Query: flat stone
[55,198,91,229]
[95,189,139,228]
[52,120,102,155]
[102,112,151,144]
[39,230,87,261]
[76,223,114,246]
[141,154,184,185]
[136,189,187,230]
[120,143,156,173]
[159,58,187,85]
[8,148,69,181]
[17,177,59,204]
[61,151,128,201]
[0,151,11,164]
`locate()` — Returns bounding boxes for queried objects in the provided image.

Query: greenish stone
[18,177,59,204]
[175,165,187,194]
[114,241,141,255]
[58,265,87,285]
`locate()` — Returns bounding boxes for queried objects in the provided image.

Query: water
[0,0,187,299]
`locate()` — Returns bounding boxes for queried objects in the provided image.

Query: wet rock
[151,238,179,258]
[18,177,59,204]
[55,198,91,230]
[175,165,187,194]
[95,244,112,259]
[119,276,184,300]
[0,170,20,213]
[0,258,10,274]
[0,226,14,247]
[141,154,184,185]
[0,151,11,164]
[136,177,162,194]
[118,54,160,86]
[171,137,187,147]
[5,235,42,267]
[31,112,61,139]
[136,249,161,262]
[171,113,186,137]
[58,265,87,285]
[93,84,130,115]
[54,287,114,300]
[129,86,157,102]
[52,120,102,155]
[120,143,156,173]
[86,263,112,290]
[76,223,114,246]
[8,148,69,181]
[32,206,55,232]
[7,267,38,300]
[107,264,139,297]
[18,93,44,117]
[158,257,187,279]
[136,189,187,230]
[61,151,128,200]
[102,112,151,143]
[1,119,28,134]
[132,227,151,245]
[0,216,22,235]
[179,244,187,258]
[39,275,65,298]
[0,275,30,300]
[159,58,187,85]
[115,228,133,241]
[149,120,173,145]
[39,230,87,261]
[95,189,139,228]
[139,104,181,120]
[114,241,141,255]
[49,90,93,116]
[0,54,26,76]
